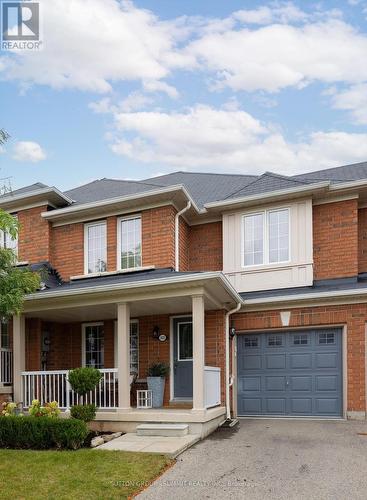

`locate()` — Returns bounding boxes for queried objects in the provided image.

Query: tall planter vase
[147,376,165,408]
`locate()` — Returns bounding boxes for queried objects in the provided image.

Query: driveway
[138,419,367,500]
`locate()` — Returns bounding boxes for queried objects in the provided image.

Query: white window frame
[82,322,105,368]
[241,207,291,268]
[177,321,193,362]
[114,319,139,375]
[116,214,142,271]
[84,220,107,275]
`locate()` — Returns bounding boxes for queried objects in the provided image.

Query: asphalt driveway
[138,419,367,500]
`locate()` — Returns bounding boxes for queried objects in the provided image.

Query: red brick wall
[25,319,42,371]
[188,221,223,271]
[233,304,366,413]
[313,200,358,280]
[18,206,51,263]
[142,206,176,269]
[51,223,84,280]
[205,310,226,404]
[358,207,367,274]
[179,218,190,271]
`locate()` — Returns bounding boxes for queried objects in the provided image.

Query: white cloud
[233,3,308,25]
[143,80,179,98]
[104,104,367,174]
[12,141,46,163]
[185,19,367,92]
[330,84,367,124]
[0,0,185,92]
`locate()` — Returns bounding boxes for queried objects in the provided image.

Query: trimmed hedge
[70,404,97,423]
[0,416,88,450]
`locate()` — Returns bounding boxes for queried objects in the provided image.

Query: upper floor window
[0,214,18,257]
[243,208,289,267]
[118,215,142,270]
[84,221,107,274]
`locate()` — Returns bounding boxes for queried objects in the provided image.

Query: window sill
[70,266,155,281]
[15,261,29,267]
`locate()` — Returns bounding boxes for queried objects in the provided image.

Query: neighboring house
[1,162,367,436]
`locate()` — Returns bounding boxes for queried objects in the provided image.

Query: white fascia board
[243,287,367,306]
[204,182,330,210]
[41,184,202,220]
[25,271,243,304]
[0,187,73,208]
[329,178,367,191]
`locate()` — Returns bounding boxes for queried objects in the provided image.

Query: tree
[0,129,10,146]
[0,209,40,319]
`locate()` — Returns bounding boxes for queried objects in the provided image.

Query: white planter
[147,377,165,408]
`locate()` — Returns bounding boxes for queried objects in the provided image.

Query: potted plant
[147,362,170,408]
[68,367,102,422]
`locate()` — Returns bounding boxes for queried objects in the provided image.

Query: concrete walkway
[96,432,200,458]
[138,419,367,500]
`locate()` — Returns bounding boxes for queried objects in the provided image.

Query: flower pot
[147,376,165,408]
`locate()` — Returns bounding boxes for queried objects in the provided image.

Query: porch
[11,271,239,435]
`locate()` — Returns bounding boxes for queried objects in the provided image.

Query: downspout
[225,302,241,420]
[175,201,191,272]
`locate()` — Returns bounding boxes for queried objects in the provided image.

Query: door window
[177,322,193,361]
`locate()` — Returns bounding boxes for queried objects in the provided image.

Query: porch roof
[23,267,243,321]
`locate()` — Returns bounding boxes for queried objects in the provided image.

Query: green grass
[0,449,172,499]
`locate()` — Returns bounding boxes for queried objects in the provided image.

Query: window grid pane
[130,322,139,374]
[268,209,289,263]
[244,213,264,266]
[85,325,104,369]
[120,217,142,270]
[87,223,107,274]
[0,322,10,349]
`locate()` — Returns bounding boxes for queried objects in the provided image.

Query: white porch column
[117,302,131,410]
[12,314,25,403]
[192,294,205,412]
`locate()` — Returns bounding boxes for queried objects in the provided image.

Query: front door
[173,317,193,399]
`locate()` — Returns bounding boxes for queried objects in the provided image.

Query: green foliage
[147,362,170,377]
[70,404,97,423]
[0,416,88,450]
[28,400,61,418]
[67,368,102,397]
[0,209,41,319]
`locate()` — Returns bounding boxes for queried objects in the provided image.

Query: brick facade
[313,199,358,280]
[188,221,223,271]
[358,207,367,274]
[18,205,51,263]
[233,304,367,414]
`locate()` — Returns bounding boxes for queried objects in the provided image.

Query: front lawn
[0,449,171,499]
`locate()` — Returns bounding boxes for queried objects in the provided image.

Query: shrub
[147,362,170,377]
[28,400,61,418]
[70,404,97,423]
[0,416,88,450]
[1,401,19,417]
[68,368,102,397]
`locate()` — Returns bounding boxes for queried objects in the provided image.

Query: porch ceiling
[24,294,216,322]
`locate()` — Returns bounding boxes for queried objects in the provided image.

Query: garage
[237,329,343,417]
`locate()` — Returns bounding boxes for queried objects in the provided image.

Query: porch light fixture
[152,326,160,339]
[229,326,236,338]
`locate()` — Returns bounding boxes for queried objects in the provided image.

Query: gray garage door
[237,329,342,417]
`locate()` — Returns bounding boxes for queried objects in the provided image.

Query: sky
[1,0,367,191]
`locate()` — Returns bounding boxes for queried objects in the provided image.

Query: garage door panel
[316,375,338,391]
[241,355,262,370]
[290,398,312,414]
[290,376,312,392]
[237,328,342,417]
[316,352,338,369]
[266,398,286,414]
[265,376,286,391]
[316,398,340,414]
[241,376,261,391]
[239,398,262,414]
[266,354,286,369]
[290,353,312,369]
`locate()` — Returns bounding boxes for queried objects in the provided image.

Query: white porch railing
[21,369,118,410]
[0,348,12,385]
[204,366,221,408]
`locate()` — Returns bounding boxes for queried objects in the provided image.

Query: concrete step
[136,423,189,437]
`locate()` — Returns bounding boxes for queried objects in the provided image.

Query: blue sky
[1,0,367,191]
